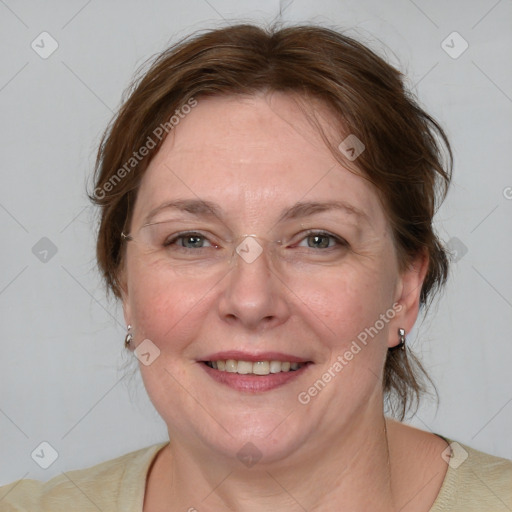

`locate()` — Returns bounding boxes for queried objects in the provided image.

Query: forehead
[133,93,385,228]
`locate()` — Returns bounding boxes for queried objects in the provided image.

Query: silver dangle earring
[397,328,406,350]
[124,324,133,348]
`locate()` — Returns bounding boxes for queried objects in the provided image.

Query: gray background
[1,0,511,485]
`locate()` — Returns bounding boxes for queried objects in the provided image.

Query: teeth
[225,360,237,373]
[270,361,281,373]
[206,359,305,375]
[253,361,270,375]
[269,361,282,373]
[237,361,253,374]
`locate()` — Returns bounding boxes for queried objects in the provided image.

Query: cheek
[294,257,398,401]
[129,267,212,421]
[126,259,211,352]
[296,272,396,411]
[297,259,396,342]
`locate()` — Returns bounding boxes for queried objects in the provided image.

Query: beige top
[1,438,511,511]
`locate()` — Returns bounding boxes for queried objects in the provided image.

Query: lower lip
[200,362,311,392]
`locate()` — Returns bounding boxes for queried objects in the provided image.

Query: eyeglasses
[121,220,349,269]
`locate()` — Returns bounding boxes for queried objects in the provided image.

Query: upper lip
[201,351,312,363]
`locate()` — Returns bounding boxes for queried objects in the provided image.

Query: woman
[1,23,511,511]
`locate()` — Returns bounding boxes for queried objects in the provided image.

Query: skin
[121,93,449,511]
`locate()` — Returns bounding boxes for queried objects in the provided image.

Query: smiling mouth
[203,360,310,376]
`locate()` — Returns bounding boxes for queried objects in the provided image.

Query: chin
[200,411,314,467]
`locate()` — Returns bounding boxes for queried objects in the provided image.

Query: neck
[157,401,399,511]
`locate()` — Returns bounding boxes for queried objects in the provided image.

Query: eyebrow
[277,200,370,224]
[144,199,369,225]
[144,199,223,224]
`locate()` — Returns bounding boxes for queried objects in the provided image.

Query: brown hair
[90,23,452,419]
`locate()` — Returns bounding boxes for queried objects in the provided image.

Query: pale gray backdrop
[1,0,511,486]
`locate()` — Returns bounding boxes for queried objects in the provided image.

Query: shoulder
[0,442,168,512]
[431,437,512,511]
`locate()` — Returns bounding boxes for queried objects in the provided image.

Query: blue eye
[297,231,347,249]
[181,234,206,248]
[307,233,331,249]
[165,232,214,249]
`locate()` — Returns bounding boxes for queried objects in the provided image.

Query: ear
[118,267,132,328]
[120,284,135,351]
[122,298,132,329]
[388,249,429,348]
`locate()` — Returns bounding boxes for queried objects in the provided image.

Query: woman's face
[122,93,425,463]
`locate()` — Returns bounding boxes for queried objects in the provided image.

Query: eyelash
[295,230,348,249]
[163,230,348,250]
[163,232,218,249]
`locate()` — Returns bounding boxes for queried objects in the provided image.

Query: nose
[217,239,291,331]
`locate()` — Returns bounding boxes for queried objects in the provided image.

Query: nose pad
[233,235,265,265]
[230,234,284,267]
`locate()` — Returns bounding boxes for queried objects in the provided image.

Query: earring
[124,324,133,348]
[396,328,406,350]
